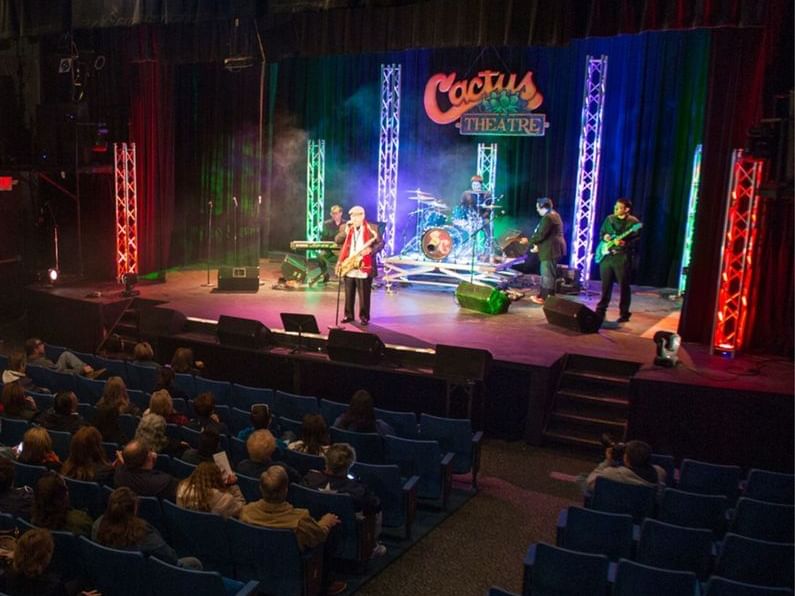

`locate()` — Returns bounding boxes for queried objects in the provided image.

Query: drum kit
[401,189,499,262]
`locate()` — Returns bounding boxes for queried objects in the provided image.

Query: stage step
[543,354,638,452]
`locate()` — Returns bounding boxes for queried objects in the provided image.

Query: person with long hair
[170,347,203,375]
[288,414,330,456]
[94,487,201,569]
[1,382,38,421]
[96,376,140,416]
[176,461,245,519]
[0,528,66,595]
[32,474,92,536]
[17,427,61,471]
[147,389,188,426]
[153,367,189,401]
[333,390,394,435]
[61,426,114,484]
[91,403,127,445]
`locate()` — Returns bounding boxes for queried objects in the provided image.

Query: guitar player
[336,205,384,325]
[595,198,641,325]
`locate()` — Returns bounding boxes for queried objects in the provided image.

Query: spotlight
[120,272,139,297]
[58,58,73,74]
[47,268,59,284]
[653,331,681,367]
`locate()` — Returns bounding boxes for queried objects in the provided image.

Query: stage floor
[38,259,793,395]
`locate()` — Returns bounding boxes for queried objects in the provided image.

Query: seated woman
[32,474,93,537]
[1,350,47,394]
[146,389,188,426]
[1,382,39,422]
[132,342,158,368]
[153,367,190,401]
[91,403,128,446]
[61,426,115,484]
[288,413,331,456]
[176,461,245,519]
[171,347,203,376]
[93,487,201,569]
[134,410,187,458]
[333,390,394,435]
[187,392,228,436]
[96,376,140,417]
[17,428,61,472]
[0,528,66,596]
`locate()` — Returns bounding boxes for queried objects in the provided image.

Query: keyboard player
[320,204,347,278]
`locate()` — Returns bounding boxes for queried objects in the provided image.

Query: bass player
[335,205,384,325]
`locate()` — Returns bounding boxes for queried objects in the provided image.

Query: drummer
[454,174,492,225]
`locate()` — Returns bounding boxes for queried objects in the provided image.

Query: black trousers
[343,275,373,320]
[596,253,632,318]
[539,258,559,298]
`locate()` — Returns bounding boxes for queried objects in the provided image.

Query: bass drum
[421,226,469,261]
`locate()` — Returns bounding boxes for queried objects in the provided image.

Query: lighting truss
[677,144,703,296]
[377,63,401,257]
[711,149,764,356]
[477,142,498,258]
[569,55,608,284]
[113,142,138,281]
[306,139,325,258]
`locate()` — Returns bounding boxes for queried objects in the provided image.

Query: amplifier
[217,266,260,292]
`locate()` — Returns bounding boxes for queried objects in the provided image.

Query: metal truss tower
[712,150,764,356]
[677,144,703,296]
[377,63,401,257]
[306,139,325,258]
[477,142,498,258]
[569,55,608,284]
[113,142,138,281]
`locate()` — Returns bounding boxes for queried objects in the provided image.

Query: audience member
[288,414,331,456]
[132,342,158,368]
[0,456,33,518]
[236,403,274,442]
[240,465,345,595]
[181,428,221,465]
[334,390,394,435]
[1,383,38,422]
[187,392,228,435]
[134,411,186,458]
[1,351,46,393]
[94,487,201,569]
[153,367,189,401]
[0,528,67,596]
[237,430,301,484]
[176,461,245,519]
[91,403,128,446]
[113,440,179,500]
[171,347,203,375]
[147,389,188,426]
[36,391,87,434]
[17,428,60,472]
[24,337,93,376]
[585,439,667,493]
[61,426,115,484]
[96,376,140,416]
[32,474,92,536]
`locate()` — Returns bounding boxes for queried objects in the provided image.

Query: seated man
[240,465,345,596]
[36,391,88,434]
[0,456,33,518]
[24,337,94,376]
[585,439,667,494]
[114,439,180,501]
[236,429,301,484]
[304,442,386,557]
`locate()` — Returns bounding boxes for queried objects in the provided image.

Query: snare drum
[421,226,469,261]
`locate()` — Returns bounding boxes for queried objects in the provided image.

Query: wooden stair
[543,354,640,452]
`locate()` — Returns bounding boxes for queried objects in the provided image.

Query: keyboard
[290,241,339,251]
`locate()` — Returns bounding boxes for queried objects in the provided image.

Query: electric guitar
[594,223,643,263]
[336,235,378,276]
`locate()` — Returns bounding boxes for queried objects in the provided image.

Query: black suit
[528,209,566,298]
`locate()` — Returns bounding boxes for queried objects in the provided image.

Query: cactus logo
[423,70,549,137]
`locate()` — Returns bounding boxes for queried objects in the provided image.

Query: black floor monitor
[280,313,321,334]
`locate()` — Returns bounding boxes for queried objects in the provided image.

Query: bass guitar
[594,222,643,263]
[336,235,378,276]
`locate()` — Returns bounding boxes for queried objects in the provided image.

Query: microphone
[257,195,262,205]
[208,200,213,208]
[232,196,238,207]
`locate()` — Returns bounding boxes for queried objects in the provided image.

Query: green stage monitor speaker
[455,281,510,314]
[218,266,260,292]
[281,255,324,285]
[542,296,600,333]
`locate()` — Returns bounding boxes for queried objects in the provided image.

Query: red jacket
[338,221,383,277]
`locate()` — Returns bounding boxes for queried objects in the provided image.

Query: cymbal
[407,195,436,203]
[480,204,501,209]
[404,189,435,197]
[427,201,449,210]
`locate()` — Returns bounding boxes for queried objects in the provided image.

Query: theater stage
[25,259,794,471]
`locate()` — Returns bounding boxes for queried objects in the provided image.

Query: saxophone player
[336,206,384,325]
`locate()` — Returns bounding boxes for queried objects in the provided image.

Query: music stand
[280,313,320,353]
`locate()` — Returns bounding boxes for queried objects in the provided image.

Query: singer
[335,206,384,325]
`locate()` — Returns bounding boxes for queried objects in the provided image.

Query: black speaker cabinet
[281,255,324,285]
[217,315,271,348]
[454,281,510,314]
[139,307,187,336]
[218,266,260,292]
[434,344,493,381]
[542,296,600,333]
[327,328,385,366]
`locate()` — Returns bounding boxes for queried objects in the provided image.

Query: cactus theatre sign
[423,70,548,136]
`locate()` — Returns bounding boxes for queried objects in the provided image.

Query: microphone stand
[232,196,239,265]
[202,200,214,287]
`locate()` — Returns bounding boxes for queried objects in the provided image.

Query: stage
[24,258,794,472]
